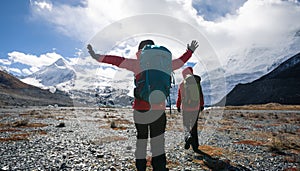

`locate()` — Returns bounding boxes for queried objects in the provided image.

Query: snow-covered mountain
[21,58,76,92]
[68,56,134,107]
[2,30,300,106]
[216,52,300,105]
[198,30,300,105]
[19,55,134,107]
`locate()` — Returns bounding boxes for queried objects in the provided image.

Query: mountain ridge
[0,70,73,107]
[216,52,300,106]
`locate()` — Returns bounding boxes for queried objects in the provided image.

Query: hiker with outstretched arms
[87,40,199,171]
[176,67,205,154]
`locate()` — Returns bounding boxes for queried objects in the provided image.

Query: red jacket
[95,49,193,110]
[176,81,204,111]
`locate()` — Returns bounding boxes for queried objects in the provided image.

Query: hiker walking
[176,67,205,154]
[87,40,199,171]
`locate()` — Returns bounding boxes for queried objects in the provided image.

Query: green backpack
[182,74,202,107]
[134,45,172,104]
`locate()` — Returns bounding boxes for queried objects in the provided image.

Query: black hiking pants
[134,110,167,171]
[183,110,200,151]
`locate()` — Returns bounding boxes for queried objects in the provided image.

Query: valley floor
[0,104,299,170]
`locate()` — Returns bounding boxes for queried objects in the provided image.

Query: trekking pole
[169,95,172,114]
[169,72,175,115]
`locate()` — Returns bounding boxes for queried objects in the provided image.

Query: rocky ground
[0,104,299,170]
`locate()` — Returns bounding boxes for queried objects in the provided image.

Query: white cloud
[198,0,300,55]
[8,68,22,75]
[29,1,300,45]
[30,0,53,11]
[7,51,63,70]
[29,0,300,72]
[29,0,202,42]
[0,58,12,65]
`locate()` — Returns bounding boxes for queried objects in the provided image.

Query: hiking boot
[192,145,200,153]
[184,135,192,150]
[152,154,168,171]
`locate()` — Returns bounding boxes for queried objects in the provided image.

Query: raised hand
[87,44,98,60]
[187,40,199,53]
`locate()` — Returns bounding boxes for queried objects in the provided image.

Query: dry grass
[225,103,300,110]
[246,131,273,140]
[266,133,300,155]
[26,123,48,127]
[31,129,47,135]
[20,110,65,119]
[0,133,30,142]
[218,119,238,126]
[102,118,133,130]
[166,159,182,169]
[98,108,119,112]
[217,125,234,132]
[112,127,127,131]
[91,136,128,144]
[11,120,48,128]
[233,140,265,146]
[166,120,184,131]
[0,129,47,142]
[0,128,21,132]
[198,145,224,157]
[0,117,49,142]
[113,118,133,125]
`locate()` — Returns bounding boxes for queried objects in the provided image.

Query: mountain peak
[52,58,68,68]
[22,57,75,87]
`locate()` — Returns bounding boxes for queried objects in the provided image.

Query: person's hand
[87,44,98,60]
[187,40,199,53]
[177,107,181,113]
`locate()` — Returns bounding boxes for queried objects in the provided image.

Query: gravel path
[0,106,299,170]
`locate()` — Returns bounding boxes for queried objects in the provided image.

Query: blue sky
[0,0,82,58]
[0,0,300,76]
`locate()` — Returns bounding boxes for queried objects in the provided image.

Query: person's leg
[134,110,149,171]
[149,111,168,171]
[189,110,203,153]
[183,111,192,149]
[191,111,200,151]
[182,110,190,134]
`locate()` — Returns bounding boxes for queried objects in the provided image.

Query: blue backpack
[134,45,172,104]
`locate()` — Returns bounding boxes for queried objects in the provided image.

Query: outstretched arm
[172,40,199,70]
[87,44,138,72]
